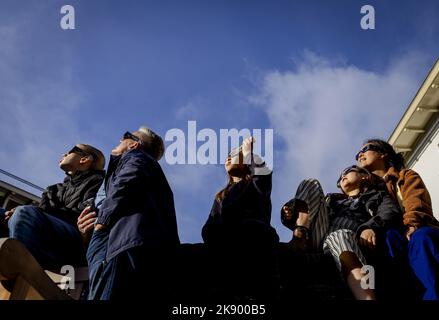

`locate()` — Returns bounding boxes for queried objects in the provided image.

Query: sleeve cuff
[243,153,272,176]
[96,215,111,227]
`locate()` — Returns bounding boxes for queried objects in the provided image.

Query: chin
[361,162,371,169]
[358,161,367,168]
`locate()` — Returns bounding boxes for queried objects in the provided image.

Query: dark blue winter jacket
[96,149,180,260]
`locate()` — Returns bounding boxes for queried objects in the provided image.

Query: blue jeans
[7,205,86,269]
[87,228,174,301]
[386,226,439,300]
[86,229,111,300]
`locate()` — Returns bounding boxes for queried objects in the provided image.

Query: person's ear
[79,155,93,165]
[130,141,141,150]
[127,141,136,150]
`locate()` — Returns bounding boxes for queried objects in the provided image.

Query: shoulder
[398,169,427,186]
[385,167,425,185]
[326,193,347,207]
[86,170,105,183]
[361,188,388,202]
[121,149,152,167]
[123,149,166,177]
[326,192,347,201]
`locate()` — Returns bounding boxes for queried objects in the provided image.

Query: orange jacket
[383,167,438,228]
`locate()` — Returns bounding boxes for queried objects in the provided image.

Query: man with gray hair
[85,126,180,301]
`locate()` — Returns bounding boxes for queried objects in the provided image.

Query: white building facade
[389,59,439,220]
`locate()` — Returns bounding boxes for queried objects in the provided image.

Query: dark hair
[215,168,252,202]
[365,139,405,171]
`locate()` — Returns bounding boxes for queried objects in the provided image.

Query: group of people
[0,127,438,301]
[281,139,439,300]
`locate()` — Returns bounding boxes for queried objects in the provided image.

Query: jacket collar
[105,149,150,182]
[110,148,150,163]
[105,153,123,185]
[65,169,105,183]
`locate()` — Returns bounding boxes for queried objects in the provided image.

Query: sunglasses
[67,146,89,157]
[336,165,366,187]
[122,131,143,145]
[355,144,383,161]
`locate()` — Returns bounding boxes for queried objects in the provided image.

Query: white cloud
[176,100,199,120]
[175,96,212,121]
[252,51,430,241]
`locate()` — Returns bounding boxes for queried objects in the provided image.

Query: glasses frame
[122,131,144,145]
[336,165,366,188]
[355,144,383,161]
[67,146,89,157]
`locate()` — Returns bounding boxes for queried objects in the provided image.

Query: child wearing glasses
[281,165,401,300]
[0,144,105,269]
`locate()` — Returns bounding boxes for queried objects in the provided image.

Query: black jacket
[202,154,278,245]
[39,170,105,226]
[96,149,180,260]
[327,189,402,236]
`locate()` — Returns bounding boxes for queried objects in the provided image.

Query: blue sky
[1,0,438,242]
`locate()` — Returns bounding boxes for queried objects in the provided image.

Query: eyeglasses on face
[355,144,383,161]
[336,165,365,187]
[67,146,89,157]
[122,131,143,145]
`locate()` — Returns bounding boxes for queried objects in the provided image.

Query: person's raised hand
[241,137,255,158]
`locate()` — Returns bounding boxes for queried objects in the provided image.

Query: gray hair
[137,126,165,161]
